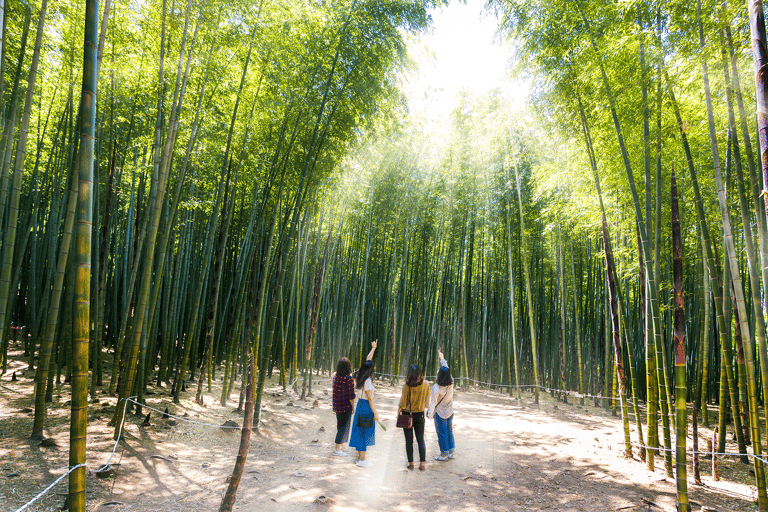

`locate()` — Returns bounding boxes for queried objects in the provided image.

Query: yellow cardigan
[398,381,431,413]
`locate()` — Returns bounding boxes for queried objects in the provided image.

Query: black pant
[335,408,353,444]
[402,411,426,462]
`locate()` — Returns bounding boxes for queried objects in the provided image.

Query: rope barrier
[633,442,768,466]
[124,398,242,430]
[455,379,622,403]
[305,369,657,417]
[14,396,132,512]
[339,370,631,405]
[13,394,252,512]
[362,373,768,468]
[13,464,85,512]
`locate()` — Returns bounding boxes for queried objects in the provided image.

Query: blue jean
[434,414,455,454]
[335,408,353,445]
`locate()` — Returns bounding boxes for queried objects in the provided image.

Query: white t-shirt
[357,378,374,399]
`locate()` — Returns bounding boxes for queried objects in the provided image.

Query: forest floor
[0,344,761,512]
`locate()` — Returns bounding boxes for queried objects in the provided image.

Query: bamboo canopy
[5,0,768,511]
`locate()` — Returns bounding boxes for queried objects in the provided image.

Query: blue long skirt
[349,398,375,451]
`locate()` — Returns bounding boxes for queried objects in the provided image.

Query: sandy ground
[0,347,760,512]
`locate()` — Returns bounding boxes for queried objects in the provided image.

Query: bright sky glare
[404,0,526,126]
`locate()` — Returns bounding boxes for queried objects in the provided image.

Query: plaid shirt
[332,374,355,413]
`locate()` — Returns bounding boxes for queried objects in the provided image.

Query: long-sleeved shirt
[332,374,355,413]
[428,358,454,419]
[429,382,454,419]
[398,381,430,413]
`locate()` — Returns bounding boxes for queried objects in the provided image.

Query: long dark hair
[356,360,375,389]
[436,365,453,387]
[405,364,423,387]
[336,357,352,377]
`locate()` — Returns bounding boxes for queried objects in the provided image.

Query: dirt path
[296,385,754,512]
[0,359,759,512]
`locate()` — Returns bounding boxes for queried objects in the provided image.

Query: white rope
[124,398,242,430]
[373,371,406,379]
[461,380,621,402]
[345,371,625,404]
[363,374,768,467]
[14,393,255,512]
[635,442,768,465]
[13,464,85,512]
[14,396,133,512]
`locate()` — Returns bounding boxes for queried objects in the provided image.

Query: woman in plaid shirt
[332,357,356,456]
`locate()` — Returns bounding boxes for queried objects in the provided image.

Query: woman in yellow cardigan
[397,364,431,470]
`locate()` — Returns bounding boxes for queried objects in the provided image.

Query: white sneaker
[333,450,348,457]
[356,459,372,467]
[435,454,448,461]
[447,453,454,459]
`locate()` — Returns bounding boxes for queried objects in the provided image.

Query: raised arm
[366,340,377,361]
[438,349,447,368]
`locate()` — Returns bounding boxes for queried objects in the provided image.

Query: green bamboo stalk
[69,0,97,509]
[726,25,768,320]
[10,89,53,371]
[604,277,611,412]
[697,236,711,427]
[720,29,768,440]
[0,6,30,230]
[196,169,234,403]
[718,348,729,454]
[569,242,584,405]
[512,157,539,403]
[219,178,280,512]
[666,72,748,459]
[148,17,211,390]
[0,0,5,121]
[88,0,113,393]
[580,10,672,471]
[301,225,333,399]
[0,0,46,373]
[505,166,521,398]
[576,91,646,455]
[745,0,768,273]
[137,0,199,409]
[112,0,185,430]
[32,90,77,435]
[671,167,689,512]
[697,1,767,504]
[557,224,567,403]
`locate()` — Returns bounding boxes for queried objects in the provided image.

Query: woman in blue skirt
[349,341,379,467]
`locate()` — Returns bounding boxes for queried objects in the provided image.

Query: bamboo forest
[7,0,768,510]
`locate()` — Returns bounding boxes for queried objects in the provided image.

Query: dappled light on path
[0,369,756,511]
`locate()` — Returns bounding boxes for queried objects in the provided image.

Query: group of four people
[331,341,456,469]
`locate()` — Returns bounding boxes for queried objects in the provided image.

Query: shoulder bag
[428,392,446,420]
[396,387,413,429]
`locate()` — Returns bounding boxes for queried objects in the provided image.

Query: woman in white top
[427,350,455,461]
[348,341,379,467]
